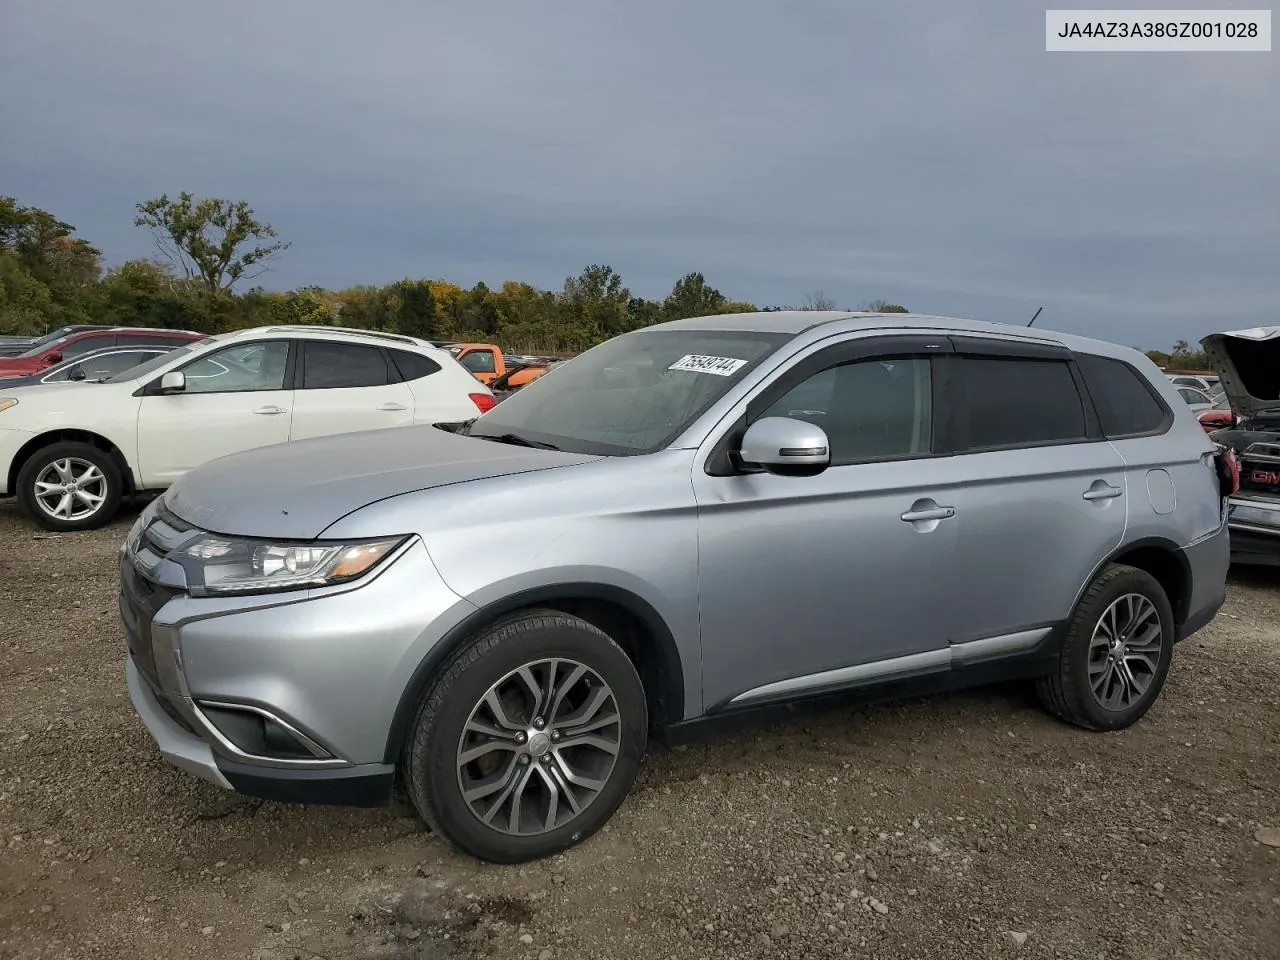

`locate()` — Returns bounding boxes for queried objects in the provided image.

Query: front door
[135,340,294,487]
[289,340,416,441]
[693,336,957,711]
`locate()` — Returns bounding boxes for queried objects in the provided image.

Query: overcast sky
[1,1,1275,348]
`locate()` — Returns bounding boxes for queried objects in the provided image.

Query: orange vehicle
[446,343,553,388]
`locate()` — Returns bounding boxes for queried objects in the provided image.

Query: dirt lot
[1,500,1278,960]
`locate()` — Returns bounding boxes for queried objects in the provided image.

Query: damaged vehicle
[1202,327,1280,566]
[120,311,1232,864]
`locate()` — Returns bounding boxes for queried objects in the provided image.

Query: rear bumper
[1226,494,1280,565]
[1176,521,1230,642]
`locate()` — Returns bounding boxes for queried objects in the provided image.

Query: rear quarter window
[1076,354,1171,438]
[388,349,442,382]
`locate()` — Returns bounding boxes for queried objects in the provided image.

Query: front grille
[121,501,194,688]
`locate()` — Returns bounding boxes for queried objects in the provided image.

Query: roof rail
[261,325,424,346]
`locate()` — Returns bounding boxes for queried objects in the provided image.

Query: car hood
[1201,327,1280,417]
[164,424,603,540]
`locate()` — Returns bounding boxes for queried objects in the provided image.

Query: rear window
[1076,354,1170,437]
[956,356,1088,449]
[388,349,441,382]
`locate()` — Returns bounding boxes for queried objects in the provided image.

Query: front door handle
[377,402,408,412]
[253,405,287,416]
[1082,482,1123,501]
[900,500,956,523]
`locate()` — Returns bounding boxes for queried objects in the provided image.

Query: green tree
[0,252,55,335]
[389,279,437,339]
[0,196,102,328]
[562,264,631,341]
[95,259,205,330]
[134,193,289,315]
[662,272,727,322]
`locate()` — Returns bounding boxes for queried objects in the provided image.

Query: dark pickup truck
[1202,327,1280,566]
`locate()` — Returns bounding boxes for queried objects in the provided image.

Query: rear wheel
[1037,564,1174,731]
[402,610,647,863]
[17,441,123,532]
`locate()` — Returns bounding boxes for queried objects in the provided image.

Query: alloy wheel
[456,658,621,836]
[1088,593,1163,711]
[33,457,109,522]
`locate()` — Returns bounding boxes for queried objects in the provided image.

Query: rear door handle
[1082,483,1123,501]
[377,402,408,412]
[253,405,287,416]
[900,502,956,523]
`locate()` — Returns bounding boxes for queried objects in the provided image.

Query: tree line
[0,192,1204,367]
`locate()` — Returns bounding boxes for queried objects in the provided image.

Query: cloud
[1,0,1275,346]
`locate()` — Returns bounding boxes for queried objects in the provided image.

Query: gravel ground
[1,499,1278,960]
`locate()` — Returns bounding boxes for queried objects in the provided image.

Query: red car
[0,327,205,377]
[1197,396,1236,433]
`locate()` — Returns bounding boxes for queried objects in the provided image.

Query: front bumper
[1226,494,1280,565]
[0,427,36,497]
[120,503,476,805]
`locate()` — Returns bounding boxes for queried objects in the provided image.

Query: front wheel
[1037,563,1175,731]
[402,610,648,863]
[16,441,123,532]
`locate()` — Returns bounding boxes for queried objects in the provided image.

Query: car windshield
[462,329,790,455]
[102,339,212,383]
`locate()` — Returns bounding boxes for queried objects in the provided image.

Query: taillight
[469,392,496,413]
[1213,446,1240,497]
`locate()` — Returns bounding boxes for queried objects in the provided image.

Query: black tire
[1037,563,1175,731]
[16,441,124,532]
[403,609,647,864]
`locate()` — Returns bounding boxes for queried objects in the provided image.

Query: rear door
[288,340,415,441]
[934,338,1128,651]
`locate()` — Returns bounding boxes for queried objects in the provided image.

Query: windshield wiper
[472,431,560,451]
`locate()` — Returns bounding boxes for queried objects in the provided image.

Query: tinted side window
[388,349,441,382]
[117,333,185,347]
[58,336,113,359]
[302,341,390,389]
[956,357,1087,449]
[1076,354,1169,438]
[760,357,933,463]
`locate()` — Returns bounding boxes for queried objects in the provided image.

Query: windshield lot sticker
[669,354,749,376]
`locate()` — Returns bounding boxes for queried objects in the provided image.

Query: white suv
[0,326,494,531]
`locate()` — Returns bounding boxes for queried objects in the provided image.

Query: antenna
[1027,306,1043,327]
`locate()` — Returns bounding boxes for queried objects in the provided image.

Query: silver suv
[120,311,1231,863]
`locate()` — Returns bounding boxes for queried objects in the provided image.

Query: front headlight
[0,398,17,414]
[175,535,408,596]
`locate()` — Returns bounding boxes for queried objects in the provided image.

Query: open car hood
[1200,327,1280,418]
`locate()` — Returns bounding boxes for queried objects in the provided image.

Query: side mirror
[159,370,186,394]
[67,364,86,381]
[738,416,830,475]
[45,352,63,365]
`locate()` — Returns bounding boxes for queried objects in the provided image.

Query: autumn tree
[134,193,289,313]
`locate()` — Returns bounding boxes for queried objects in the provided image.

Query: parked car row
[0,325,494,530]
[0,325,205,374]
